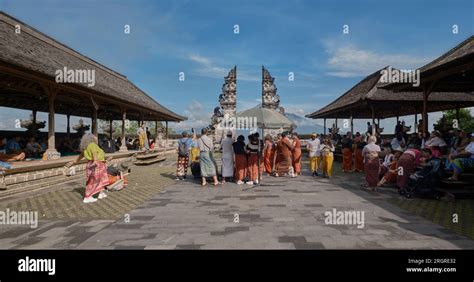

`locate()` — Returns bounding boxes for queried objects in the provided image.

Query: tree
[434,108,474,133]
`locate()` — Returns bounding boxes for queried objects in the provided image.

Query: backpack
[178,139,188,157]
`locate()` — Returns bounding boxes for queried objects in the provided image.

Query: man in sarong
[275,132,294,177]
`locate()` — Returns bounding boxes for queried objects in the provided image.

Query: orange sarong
[234,154,247,181]
[247,153,259,182]
[354,148,364,172]
[263,146,275,174]
[342,148,353,172]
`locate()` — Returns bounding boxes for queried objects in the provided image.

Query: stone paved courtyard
[1,159,473,250]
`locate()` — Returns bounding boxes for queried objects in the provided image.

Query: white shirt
[425,136,447,147]
[383,153,394,168]
[465,142,474,158]
[306,138,321,157]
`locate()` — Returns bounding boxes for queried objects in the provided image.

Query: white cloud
[188,54,259,81]
[325,45,431,78]
[170,100,211,131]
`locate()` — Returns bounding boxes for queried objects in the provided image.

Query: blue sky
[1,0,473,133]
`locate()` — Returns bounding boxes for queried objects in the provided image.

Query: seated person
[6,136,23,155]
[101,137,116,154]
[378,150,401,186]
[447,133,474,181]
[424,131,447,157]
[380,145,394,177]
[0,137,25,162]
[25,137,42,157]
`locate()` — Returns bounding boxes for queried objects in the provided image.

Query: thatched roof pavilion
[306,36,474,134]
[0,12,185,159]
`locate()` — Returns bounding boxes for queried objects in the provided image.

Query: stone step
[134,157,166,166]
[0,173,83,200]
[135,152,163,160]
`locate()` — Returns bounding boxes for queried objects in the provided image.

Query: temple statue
[209,66,237,143]
[72,119,90,136]
[20,112,46,137]
[262,66,280,110]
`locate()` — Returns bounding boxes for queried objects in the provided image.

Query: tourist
[306,133,321,176]
[417,119,424,134]
[137,123,149,151]
[361,135,381,190]
[366,122,373,136]
[25,137,42,158]
[353,133,365,173]
[380,145,394,177]
[0,137,25,162]
[6,136,22,155]
[101,136,116,154]
[220,131,234,184]
[67,133,108,204]
[274,132,294,177]
[291,132,302,176]
[233,135,247,185]
[246,133,260,184]
[424,131,447,157]
[396,147,422,191]
[176,131,193,180]
[198,128,219,186]
[341,132,353,173]
[390,132,406,152]
[447,133,474,181]
[320,138,335,178]
[378,150,401,187]
[407,133,422,149]
[263,135,275,175]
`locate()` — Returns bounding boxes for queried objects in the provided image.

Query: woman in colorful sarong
[68,133,109,203]
[361,135,381,190]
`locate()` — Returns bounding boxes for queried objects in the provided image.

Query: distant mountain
[284,112,325,134]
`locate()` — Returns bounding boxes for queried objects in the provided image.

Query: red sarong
[263,147,274,174]
[354,149,364,172]
[364,158,380,187]
[397,154,415,190]
[85,161,108,198]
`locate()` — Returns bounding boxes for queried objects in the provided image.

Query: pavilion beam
[350,112,354,135]
[422,81,435,136]
[414,113,418,133]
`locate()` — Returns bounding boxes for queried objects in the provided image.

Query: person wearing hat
[220,131,234,184]
[306,133,321,176]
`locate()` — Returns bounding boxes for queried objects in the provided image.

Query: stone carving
[20,113,46,137]
[262,66,280,110]
[72,119,90,136]
[209,66,237,142]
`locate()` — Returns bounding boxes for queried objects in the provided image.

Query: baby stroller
[399,159,444,199]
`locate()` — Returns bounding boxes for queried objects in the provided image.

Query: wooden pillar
[32,110,38,138]
[371,105,375,124]
[350,113,354,135]
[165,121,169,147]
[91,109,98,135]
[414,113,418,133]
[396,116,399,123]
[323,118,326,136]
[155,120,159,150]
[422,90,429,136]
[45,87,60,160]
[66,114,71,136]
[109,119,113,140]
[119,110,128,152]
[455,108,460,129]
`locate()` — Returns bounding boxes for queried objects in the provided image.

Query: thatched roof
[381,36,474,92]
[306,66,474,119]
[0,12,186,122]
